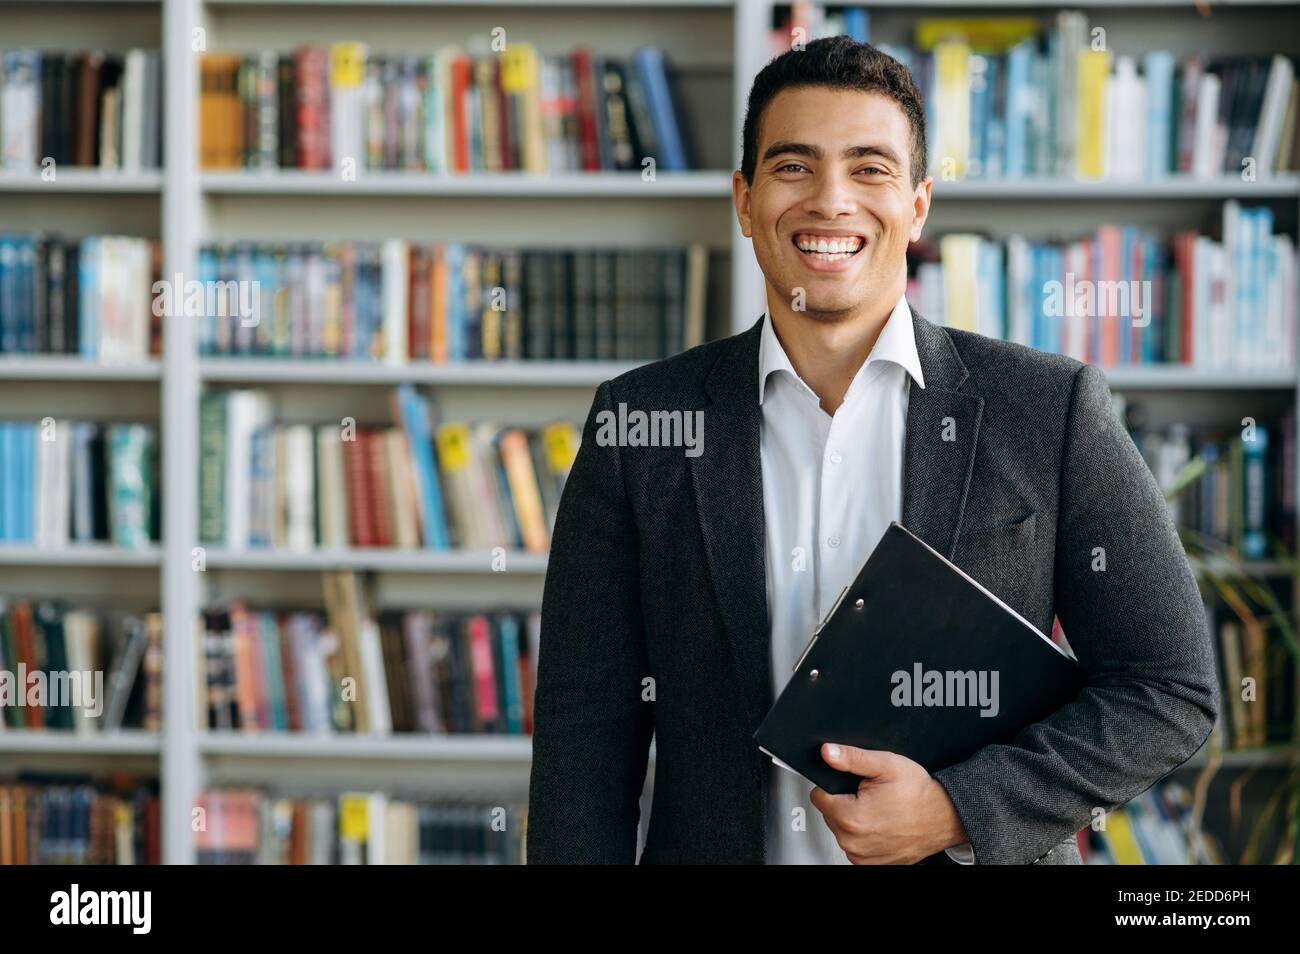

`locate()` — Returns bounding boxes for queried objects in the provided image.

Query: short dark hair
[740,36,929,189]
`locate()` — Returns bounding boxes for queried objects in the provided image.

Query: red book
[294,46,330,169]
[450,54,471,172]
[467,615,499,729]
[409,244,430,361]
[1097,225,1122,366]
[277,613,302,732]
[496,57,515,172]
[342,428,375,546]
[368,429,394,547]
[571,48,601,171]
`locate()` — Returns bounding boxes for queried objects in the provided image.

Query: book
[200,44,694,173]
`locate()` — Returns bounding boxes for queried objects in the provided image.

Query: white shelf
[934,176,1300,200]
[198,732,533,761]
[1101,366,1298,389]
[0,169,163,193]
[198,357,640,386]
[0,357,162,381]
[0,731,162,756]
[200,170,733,198]
[202,548,548,573]
[0,544,162,567]
[1181,746,1300,770]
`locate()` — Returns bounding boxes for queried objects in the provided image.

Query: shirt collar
[757,294,926,405]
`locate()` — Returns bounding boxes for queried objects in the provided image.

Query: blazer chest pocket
[957,511,1037,558]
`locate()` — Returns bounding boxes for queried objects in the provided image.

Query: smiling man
[526,36,1218,865]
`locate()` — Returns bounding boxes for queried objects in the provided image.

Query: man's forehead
[762,87,909,136]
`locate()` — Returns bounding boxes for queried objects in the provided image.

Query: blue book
[969,55,991,178]
[0,236,16,353]
[633,47,689,171]
[1143,51,1175,178]
[496,614,524,734]
[1004,41,1032,179]
[0,422,9,540]
[255,247,280,355]
[842,7,870,43]
[15,422,35,542]
[1119,226,1137,365]
[79,237,98,359]
[445,243,466,361]
[260,613,289,730]
[15,236,36,353]
[1253,206,1273,365]
[197,245,218,355]
[1241,424,1269,560]
[394,384,451,550]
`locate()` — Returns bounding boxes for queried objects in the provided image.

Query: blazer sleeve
[932,362,1220,864]
[526,379,654,863]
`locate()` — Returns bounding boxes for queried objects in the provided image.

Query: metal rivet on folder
[809,669,819,680]
[854,598,864,609]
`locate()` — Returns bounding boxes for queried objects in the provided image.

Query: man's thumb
[822,743,894,778]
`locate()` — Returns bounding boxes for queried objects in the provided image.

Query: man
[526,36,1218,864]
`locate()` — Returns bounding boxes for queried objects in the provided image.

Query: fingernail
[827,744,841,759]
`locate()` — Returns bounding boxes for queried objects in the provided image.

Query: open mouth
[792,232,865,263]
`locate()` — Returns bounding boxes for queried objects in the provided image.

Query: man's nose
[802,171,857,219]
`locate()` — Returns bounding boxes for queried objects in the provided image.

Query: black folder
[754,521,1084,795]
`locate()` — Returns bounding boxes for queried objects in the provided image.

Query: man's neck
[766,283,903,416]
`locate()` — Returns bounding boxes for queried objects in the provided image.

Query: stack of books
[1081,781,1224,864]
[199,43,693,173]
[0,49,163,171]
[199,385,578,553]
[771,10,1300,180]
[0,602,163,734]
[201,597,540,737]
[196,789,526,864]
[1127,410,1297,559]
[196,240,709,362]
[0,778,160,864]
[908,203,1298,370]
[0,234,160,360]
[0,420,158,549]
[1204,601,1298,752]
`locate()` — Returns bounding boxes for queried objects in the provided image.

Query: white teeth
[794,234,862,260]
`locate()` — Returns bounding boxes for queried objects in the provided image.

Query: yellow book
[329,42,366,89]
[915,17,1038,53]
[500,43,546,173]
[1103,808,1147,864]
[1076,49,1111,179]
[933,42,970,180]
[940,234,979,332]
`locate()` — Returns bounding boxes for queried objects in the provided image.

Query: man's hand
[809,743,969,864]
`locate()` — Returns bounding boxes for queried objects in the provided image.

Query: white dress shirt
[758,294,974,865]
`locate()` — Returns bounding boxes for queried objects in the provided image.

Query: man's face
[734,85,931,321]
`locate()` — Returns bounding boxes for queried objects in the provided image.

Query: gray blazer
[527,309,1219,864]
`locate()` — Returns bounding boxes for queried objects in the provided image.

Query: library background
[0,0,1297,866]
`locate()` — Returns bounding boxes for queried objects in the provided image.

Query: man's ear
[909,176,933,243]
[732,170,753,238]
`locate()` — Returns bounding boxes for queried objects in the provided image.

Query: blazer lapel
[688,318,773,731]
[902,307,985,560]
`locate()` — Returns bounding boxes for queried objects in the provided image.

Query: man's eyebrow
[762,141,822,162]
[762,141,904,166]
[843,144,903,165]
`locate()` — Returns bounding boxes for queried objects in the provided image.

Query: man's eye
[857,167,887,176]
[776,163,808,173]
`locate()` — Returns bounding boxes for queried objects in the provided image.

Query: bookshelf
[1,0,1298,864]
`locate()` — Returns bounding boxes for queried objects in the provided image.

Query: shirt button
[827,535,840,548]
[829,451,842,464]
